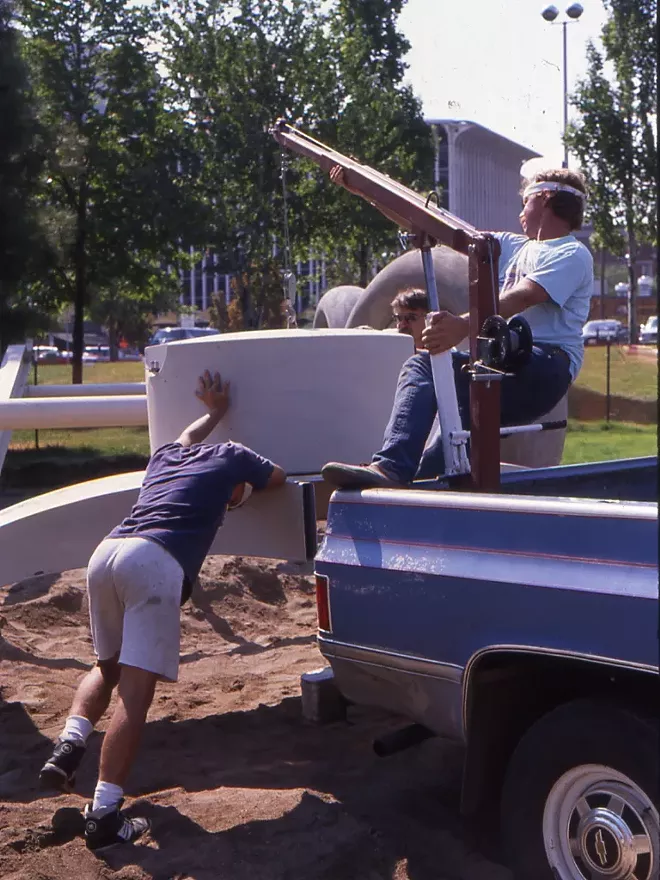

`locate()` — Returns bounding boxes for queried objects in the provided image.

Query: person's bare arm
[329,165,413,231]
[421,279,550,355]
[497,278,550,318]
[264,464,287,489]
[176,371,231,447]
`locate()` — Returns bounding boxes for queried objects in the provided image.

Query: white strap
[523,181,586,202]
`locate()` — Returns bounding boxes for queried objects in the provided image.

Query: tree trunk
[599,248,606,319]
[71,180,87,384]
[108,316,119,362]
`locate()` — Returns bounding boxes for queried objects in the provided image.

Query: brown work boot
[321,462,405,489]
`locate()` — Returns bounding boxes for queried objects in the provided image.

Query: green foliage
[18,0,204,375]
[160,0,338,324]
[0,0,58,350]
[6,0,433,345]
[306,0,434,286]
[161,0,433,315]
[565,0,657,340]
[88,276,179,353]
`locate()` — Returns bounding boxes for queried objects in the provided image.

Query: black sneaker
[83,800,150,850]
[39,738,86,792]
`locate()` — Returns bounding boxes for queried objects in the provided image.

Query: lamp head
[566,2,584,18]
[541,4,559,21]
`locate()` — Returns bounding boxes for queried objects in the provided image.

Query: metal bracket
[461,361,510,383]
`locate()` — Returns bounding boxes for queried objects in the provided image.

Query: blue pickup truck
[270,123,659,880]
[314,457,658,880]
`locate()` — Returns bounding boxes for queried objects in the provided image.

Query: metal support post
[468,237,501,491]
[419,243,470,477]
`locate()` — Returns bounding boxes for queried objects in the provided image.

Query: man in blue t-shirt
[322,167,594,488]
[38,370,285,849]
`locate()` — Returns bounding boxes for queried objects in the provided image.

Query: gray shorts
[87,537,184,682]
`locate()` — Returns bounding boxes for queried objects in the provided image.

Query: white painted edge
[0,342,33,476]
[332,488,657,520]
[0,471,145,525]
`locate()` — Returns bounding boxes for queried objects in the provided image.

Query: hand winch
[476,314,533,373]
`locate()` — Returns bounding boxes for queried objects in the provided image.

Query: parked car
[148,326,221,346]
[640,315,657,345]
[582,319,626,345]
[82,345,110,362]
[33,345,72,365]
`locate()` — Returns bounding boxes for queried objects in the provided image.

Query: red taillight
[315,573,331,632]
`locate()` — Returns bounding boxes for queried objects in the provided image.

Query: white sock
[92,780,124,813]
[61,715,93,745]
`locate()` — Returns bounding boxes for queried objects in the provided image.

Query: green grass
[9,426,150,456]
[31,361,145,385]
[562,420,657,465]
[10,362,149,457]
[575,347,657,401]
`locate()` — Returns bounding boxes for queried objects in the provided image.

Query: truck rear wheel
[501,699,659,880]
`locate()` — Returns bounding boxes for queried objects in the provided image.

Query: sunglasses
[392,312,423,324]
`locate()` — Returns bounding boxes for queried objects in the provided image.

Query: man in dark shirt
[38,370,286,850]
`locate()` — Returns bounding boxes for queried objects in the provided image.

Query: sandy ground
[0,556,511,880]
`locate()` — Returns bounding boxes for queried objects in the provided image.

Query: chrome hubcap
[543,765,658,880]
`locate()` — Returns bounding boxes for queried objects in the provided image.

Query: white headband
[227,482,253,511]
[523,181,586,202]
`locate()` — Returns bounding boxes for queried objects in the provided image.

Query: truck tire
[501,699,659,880]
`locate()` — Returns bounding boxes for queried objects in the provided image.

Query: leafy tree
[0,0,56,351]
[19,0,204,378]
[88,278,178,356]
[161,0,338,326]
[305,0,434,287]
[161,0,433,319]
[566,0,657,342]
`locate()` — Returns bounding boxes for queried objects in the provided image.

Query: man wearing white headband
[38,370,286,848]
[323,168,593,488]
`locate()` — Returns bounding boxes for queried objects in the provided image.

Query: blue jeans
[372,347,572,482]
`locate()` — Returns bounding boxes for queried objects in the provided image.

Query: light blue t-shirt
[494,231,594,380]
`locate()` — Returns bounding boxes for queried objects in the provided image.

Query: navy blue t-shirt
[108,441,275,583]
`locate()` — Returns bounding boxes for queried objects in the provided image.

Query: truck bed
[315,457,657,739]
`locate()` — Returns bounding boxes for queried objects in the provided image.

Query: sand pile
[0,557,509,880]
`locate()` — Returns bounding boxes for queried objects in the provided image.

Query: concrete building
[427,119,541,233]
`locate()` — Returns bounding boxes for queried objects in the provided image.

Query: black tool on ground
[49,806,86,843]
[373,723,435,757]
[476,314,533,372]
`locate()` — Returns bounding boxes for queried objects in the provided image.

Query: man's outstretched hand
[422,312,470,355]
[195,370,230,418]
[177,370,231,447]
[329,164,363,197]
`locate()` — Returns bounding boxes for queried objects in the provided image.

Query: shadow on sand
[95,699,509,880]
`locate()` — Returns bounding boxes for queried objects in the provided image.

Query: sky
[397,0,610,173]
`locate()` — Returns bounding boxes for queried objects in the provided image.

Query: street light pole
[541,4,584,169]
[562,20,568,168]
